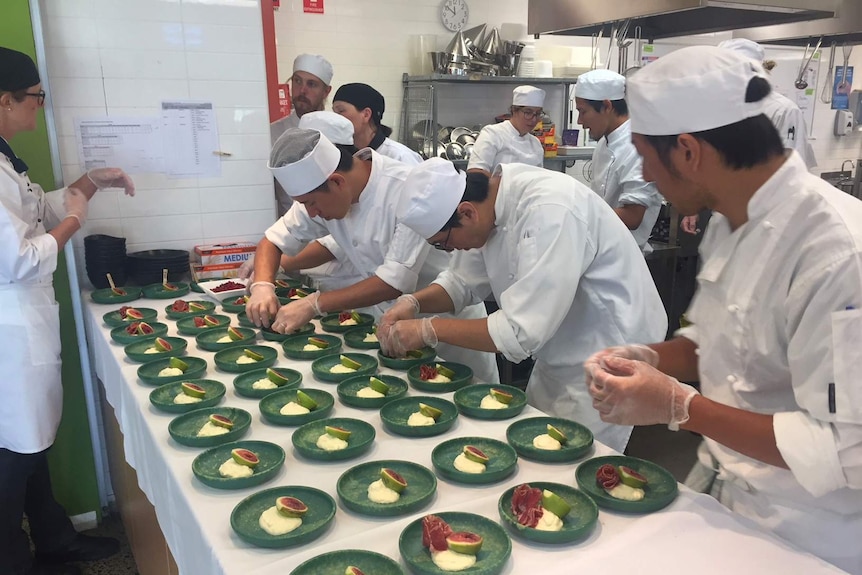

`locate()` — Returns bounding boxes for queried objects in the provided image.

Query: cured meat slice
[422,514,452,553]
[511,483,544,527]
[420,364,438,381]
[596,463,620,489]
[171,299,189,312]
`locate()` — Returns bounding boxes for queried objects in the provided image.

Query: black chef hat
[334,83,385,124]
[0,47,40,92]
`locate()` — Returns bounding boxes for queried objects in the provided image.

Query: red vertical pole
[261,0,281,123]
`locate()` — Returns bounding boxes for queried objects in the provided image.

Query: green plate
[142,282,190,299]
[337,374,408,409]
[407,362,473,393]
[221,295,249,313]
[273,277,303,292]
[195,326,256,352]
[377,347,436,370]
[277,287,318,303]
[342,325,380,350]
[168,406,251,447]
[102,306,158,327]
[575,455,679,513]
[233,367,302,399]
[319,312,375,333]
[214,345,278,373]
[311,352,377,383]
[291,417,376,461]
[281,333,342,360]
[290,549,404,575]
[91,287,142,304]
[175,314,231,335]
[431,437,518,485]
[399,512,511,575]
[163,299,215,320]
[505,417,594,463]
[123,336,187,363]
[380,396,458,438]
[137,356,207,386]
[192,440,284,489]
[231,485,335,549]
[109,321,169,345]
[337,459,437,517]
[498,481,598,544]
[236,310,256,328]
[453,384,528,420]
[148,379,226,414]
[261,322,315,342]
[259,388,334,426]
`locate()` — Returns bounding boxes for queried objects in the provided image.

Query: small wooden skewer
[188,263,199,283]
[106,273,116,290]
[162,268,169,286]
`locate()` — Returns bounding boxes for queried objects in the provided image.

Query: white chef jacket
[589,120,663,253]
[467,120,543,173]
[676,152,862,573]
[763,91,817,170]
[377,137,423,166]
[434,163,668,451]
[0,153,66,454]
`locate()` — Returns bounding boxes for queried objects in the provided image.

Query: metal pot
[455,133,476,146]
[444,142,465,161]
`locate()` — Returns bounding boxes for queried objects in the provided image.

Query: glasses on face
[518,107,543,120]
[431,228,453,251]
[24,90,45,106]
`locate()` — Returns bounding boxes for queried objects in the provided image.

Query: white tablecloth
[82,295,846,575]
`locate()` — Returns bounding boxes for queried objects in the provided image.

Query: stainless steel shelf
[402,73,579,84]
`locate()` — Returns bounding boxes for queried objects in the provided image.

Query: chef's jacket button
[37,218,42,222]
[502,227,507,232]
[763,220,774,230]
[727,304,739,313]
[726,374,737,383]
[508,273,514,279]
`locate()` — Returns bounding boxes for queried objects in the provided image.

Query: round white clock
[441,0,469,32]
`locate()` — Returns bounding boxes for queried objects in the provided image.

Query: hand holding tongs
[795,37,822,90]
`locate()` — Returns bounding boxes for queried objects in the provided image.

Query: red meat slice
[338,311,352,323]
[596,464,620,489]
[172,299,189,312]
[511,483,544,527]
[419,364,438,381]
[118,306,131,317]
[124,322,140,335]
[421,515,452,553]
[193,316,206,327]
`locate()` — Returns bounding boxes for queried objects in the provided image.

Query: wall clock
[441,0,469,32]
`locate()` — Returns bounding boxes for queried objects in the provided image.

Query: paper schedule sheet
[161,101,221,178]
[75,117,165,174]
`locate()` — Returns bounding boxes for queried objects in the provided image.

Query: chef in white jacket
[575,69,663,253]
[467,86,545,174]
[378,162,667,451]
[585,46,862,573]
[246,128,498,383]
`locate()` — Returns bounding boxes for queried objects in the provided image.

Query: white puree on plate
[432,549,476,572]
[407,412,436,426]
[280,401,310,415]
[158,367,184,377]
[534,508,563,531]
[197,421,229,437]
[236,355,258,364]
[302,344,320,351]
[218,458,253,478]
[606,483,645,501]
[258,507,302,535]
[173,393,202,405]
[216,335,232,343]
[144,347,160,354]
[339,318,358,326]
[363,332,378,343]
[330,364,357,374]
[532,434,561,450]
[366,479,400,503]
[453,453,485,474]
[479,394,507,409]
[252,378,277,390]
[316,433,348,451]
[425,374,451,383]
[357,387,384,398]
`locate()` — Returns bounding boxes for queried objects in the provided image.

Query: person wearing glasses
[0,47,134,575]
[466,85,545,175]
[378,162,667,452]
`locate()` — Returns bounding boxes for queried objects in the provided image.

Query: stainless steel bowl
[450,127,472,142]
[455,133,476,146]
[444,142,465,160]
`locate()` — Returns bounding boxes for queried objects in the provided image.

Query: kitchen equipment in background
[84,234,127,289]
[820,41,838,103]
[836,43,854,93]
[126,249,189,286]
[429,52,449,74]
[821,160,856,194]
[410,35,437,76]
[562,129,580,146]
[534,60,553,78]
[462,23,486,56]
[518,43,536,76]
[794,37,822,90]
[834,109,854,136]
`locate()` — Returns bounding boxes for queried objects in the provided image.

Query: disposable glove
[381,317,438,358]
[584,344,659,392]
[238,259,255,282]
[377,294,421,351]
[270,291,322,334]
[245,281,279,328]
[680,215,700,235]
[87,168,135,196]
[63,187,88,226]
[586,355,699,431]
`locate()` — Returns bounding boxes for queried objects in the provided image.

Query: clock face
[441,0,468,32]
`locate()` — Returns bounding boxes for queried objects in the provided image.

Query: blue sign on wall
[832,65,854,110]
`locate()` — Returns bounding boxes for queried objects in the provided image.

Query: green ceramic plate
[123,336,187,363]
[137,356,207,386]
[273,277,303,293]
[102,306,158,328]
[319,312,375,334]
[575,455,679,513]
[221,294,249,313]
[259,388,334,426]
[505,417,594,463]
[342,325,380,350]
[380,396,458,438]
[163,299,215,320]
[431,437,518,485]
[192,440,284,489]
[281,333,342,361]
[291,417,376,461]
[337,459,437,517]
[231,485,335,549]
[337,374,408,409]
[452,384,527,420]
[214,345,278,373]
[91,286,142,304]
[236,310,256,328]
[498,481,599,544]
[142,282,190,299]
[168,406,251,447]
[260,322,315,342]
[175,314,231,336]
[377,347,437,371]
[399,512,511,575]
[148,379,226,414]
[233,367,302,399]
[195,326,256,352]
[290,549,404,575]
[311,352,377,383]
[277,287,318,302]
[109,321,168,345]
[407,362,473,393]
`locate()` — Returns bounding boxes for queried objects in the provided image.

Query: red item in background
[303,0,324,14]
[272,0,280,8]
[275,83,291,121]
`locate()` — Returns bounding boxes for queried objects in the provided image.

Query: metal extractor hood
[528,0,837,41]
[734,0,862,46]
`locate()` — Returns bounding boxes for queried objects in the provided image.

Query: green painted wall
[4,0,101,519]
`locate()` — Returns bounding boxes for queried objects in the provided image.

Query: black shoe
[27,563,82,575]
[35,533,120,564]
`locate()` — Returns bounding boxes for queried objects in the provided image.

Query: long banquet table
[82,294,847,575]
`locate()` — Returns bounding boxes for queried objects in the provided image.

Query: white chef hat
[512,85,545,107]
[298,111,354,145]
[398,159,466,239]
[627,45,768,136]
[292,53,333,85]
[575,69,626,100]
[718,39,765,64]
[269,128,340,197]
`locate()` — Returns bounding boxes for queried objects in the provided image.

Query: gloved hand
[87,168,135,196]
[680,215,700,235]
[63,187,88,226]
[584,344,659,392]
[586,355,699,431]
[381,317,437,358]
[245,281,279,328]
[270,291,322,334]
[377,294,421,351]
[238,259,255,282]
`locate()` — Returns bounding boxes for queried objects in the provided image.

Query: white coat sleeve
[316,235,344,260]
[433,250,493,313]
[0,172,58,282]
[264,202,329,256]
[373,223,428,294]
[466,127,499,173]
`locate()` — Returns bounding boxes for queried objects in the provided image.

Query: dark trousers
[0,448,77,575]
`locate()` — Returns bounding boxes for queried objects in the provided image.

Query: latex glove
[584,345,659,393]
[680,215,700,235]
[238,259,255,282]
[586,355,699,431]
[381,317,438,358]
[63,187,88,226]
[245,281,279,328]
[270,291,322,334]
[377,294,421,351]
[87,168,135,196]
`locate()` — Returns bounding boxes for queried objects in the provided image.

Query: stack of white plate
[535,59,553,78]
[518,44,536,77]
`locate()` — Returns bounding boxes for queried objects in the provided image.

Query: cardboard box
[191,262,243,280]
[194,242,256,266]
